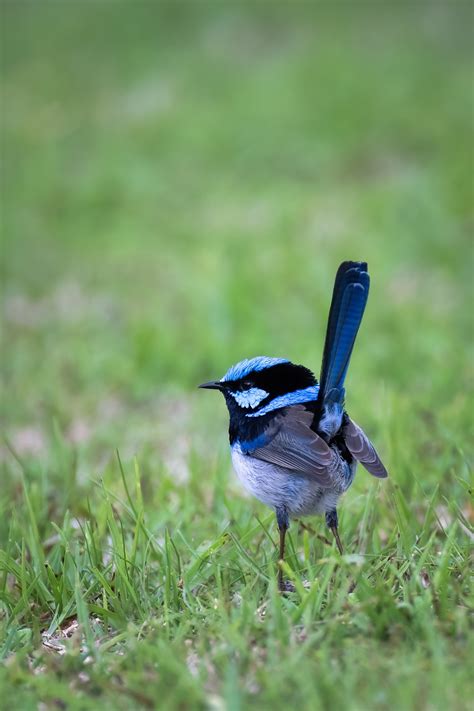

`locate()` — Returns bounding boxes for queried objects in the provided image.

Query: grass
[1,2,473,709]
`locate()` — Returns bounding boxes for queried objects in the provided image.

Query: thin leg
[330,526,344,555]
[278,527,287,590]
[325,509,343,555]
[276,505,289,592]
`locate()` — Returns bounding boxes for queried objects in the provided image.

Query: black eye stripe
[228,363,316,397]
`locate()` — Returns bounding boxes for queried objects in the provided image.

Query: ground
[1,3,473,709]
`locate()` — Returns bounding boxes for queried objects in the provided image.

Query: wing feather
[246,405,338,487]
[343,417,388,478]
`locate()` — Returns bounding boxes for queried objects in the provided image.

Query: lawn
[1,2,473,709]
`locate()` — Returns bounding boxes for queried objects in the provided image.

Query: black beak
[198,380,222,390]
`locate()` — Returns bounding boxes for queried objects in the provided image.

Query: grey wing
[247,405,339,488]
[343,417,388,478]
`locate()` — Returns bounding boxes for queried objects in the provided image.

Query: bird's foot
[278,579,296,594]
[277,565,296,593]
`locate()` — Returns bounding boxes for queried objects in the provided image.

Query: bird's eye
[242,380,253,389]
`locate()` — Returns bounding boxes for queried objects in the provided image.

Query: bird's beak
[198,380,222,390]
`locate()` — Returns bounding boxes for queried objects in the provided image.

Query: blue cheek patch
[230,387,269,409]
[246,385,319,417]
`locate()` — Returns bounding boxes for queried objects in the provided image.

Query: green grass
[1,2,473,709]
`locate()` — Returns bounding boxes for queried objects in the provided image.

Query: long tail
[318,261,370,408]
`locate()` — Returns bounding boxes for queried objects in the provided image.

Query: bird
[199,261,388,591]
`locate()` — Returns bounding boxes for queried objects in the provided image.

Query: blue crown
[221,356,289,383]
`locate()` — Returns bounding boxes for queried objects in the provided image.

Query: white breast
[230,444,348,518]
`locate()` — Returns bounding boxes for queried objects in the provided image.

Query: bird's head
[199,356,319,419]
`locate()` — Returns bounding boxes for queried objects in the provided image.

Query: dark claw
[278,579,296,593]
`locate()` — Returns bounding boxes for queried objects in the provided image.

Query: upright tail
[318,261,370,408]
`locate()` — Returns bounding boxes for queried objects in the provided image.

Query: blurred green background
[3,2,472,432]
[1,2,473,708]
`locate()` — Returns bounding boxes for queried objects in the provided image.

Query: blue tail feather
[318,261,370,406]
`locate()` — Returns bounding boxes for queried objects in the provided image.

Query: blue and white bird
[199,261,388,591]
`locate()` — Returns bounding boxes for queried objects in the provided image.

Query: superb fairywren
[200,261,388,591]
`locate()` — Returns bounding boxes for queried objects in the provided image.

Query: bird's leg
[276,505,289,592]
[326,509,343,555]
[278,528,286,590]
[331,527,344,556]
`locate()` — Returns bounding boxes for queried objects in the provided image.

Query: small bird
[200,261,388,591]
